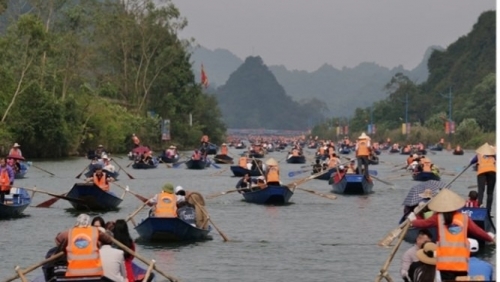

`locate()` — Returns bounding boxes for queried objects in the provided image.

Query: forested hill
[336,10,496,141]
[214,56,327,130]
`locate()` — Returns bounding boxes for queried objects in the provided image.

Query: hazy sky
[168,0,495,72]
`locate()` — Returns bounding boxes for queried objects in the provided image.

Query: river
[0,148,495,281]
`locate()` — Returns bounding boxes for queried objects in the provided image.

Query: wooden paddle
[112,158,134,179]
[23,187,84,207]
[126,201,150,227]
[295,187,337,200]
[75,162,90,178]
[378,163,473,247]
[112,182,150,204]
[191,197,229,242]
[125,161,134,168]
[288,169,311,177]
[206,189,240,199]
[173,160,188,168]
[35,194,65,208]
[370,175,394,187]
[374,221,411,282]
[210,166,229,176]
[5,252,65,282]
[99,230,179,282]
[30,164,55,176]
[214,158,234,164]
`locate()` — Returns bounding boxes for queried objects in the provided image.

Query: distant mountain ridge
[189,45,442,116]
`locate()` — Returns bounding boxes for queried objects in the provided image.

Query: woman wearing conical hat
[469,142,496,214]
[264,158,280,186]
[407,189,494,281]
[355,132,372,180]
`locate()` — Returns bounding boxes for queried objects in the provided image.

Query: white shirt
[103,163,116,173]
[99,245,128,282]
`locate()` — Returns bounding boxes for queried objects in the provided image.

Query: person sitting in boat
[346,160,358,174]
[0,158,14,203]
[95,144,107,159]
[86,165,114,192]
[288,147,301,158]
[312,159,323,174]
[407,154,417,166]
[102,155,115,173]
[6,157,21,173]
[236,173,257,192]
[252,176,267,189]
[238,155,248,168]
[8,143,22,157]
[200,134,209,147]
[407,189,495,281]
[465,191,479,208]
[400,229,433,282]
[174,185,187,205]
[177,199,197,227]
[131,133,140,148]
[265,158,280,186]
[453,145,463,154]
[467,238,494,281]
[99,229,128,282]
[55,213,110,278]
[165,145,176,158]
[220,143,229,155]
[192,149,202,161]
[327,153,341,169]
[416,157,436,174]
[148,183,177,218]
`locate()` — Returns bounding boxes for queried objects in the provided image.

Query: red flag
[201,63,209,88]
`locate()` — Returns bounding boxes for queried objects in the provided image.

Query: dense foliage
[215,56,327,130]
[0,0,226,157]
[312,11,496,148]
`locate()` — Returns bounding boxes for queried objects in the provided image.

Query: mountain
[214,56,326,130]
[191,45,437,117]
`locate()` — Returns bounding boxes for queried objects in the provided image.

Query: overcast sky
[168,0,495,72]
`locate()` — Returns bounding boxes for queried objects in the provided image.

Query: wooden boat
[135,217,211,242]
[286,155,306,164]
[242,185,293,205]
[248,151,265,158]
[230,166,262,177]
[412,171,441,181]
[338,147,351,154]
[417,149,427,155]
[201,143,218,155]
[453,150,464,155]
[368,156,379,165]
[428,145,443,151]
[32,261,154,282]
[400,149,411,155]
[389,148,400,153]
[132,158,159,169]
[66,183,123,211]
[185,159,210,169]
[0,188,31,218]
[84,164,119,180]
[402,207,496,245]
[235,142,246,149]
[214,154,234,164]
[158,153,180,164]
[331,174,374,195]
[307,143,318,149]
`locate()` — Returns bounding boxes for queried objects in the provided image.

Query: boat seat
[55,276,114,282]
[4,188,22,204]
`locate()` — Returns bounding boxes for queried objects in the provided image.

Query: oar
[369,174,394,187]
[35,194,65,208]
[30,164,55,176]
[374,221,410,282]
[214,158,233,164]
[210,167,229,176]
[468,185,478,189]
[4,252,65,282]
[288,169,311,177]
[112,182,150,204]
[378,163,473,247]
[209,160,221,169]
[206,189,240,199]
[191,197,229,242]
[126,161,134,168]
[295,187,337,200]
[75,162,90,179]
[112,159,134,179]
[126,201,150,227]
[24,187,84,206]
[99,229,179,282]
[173,160,187,168]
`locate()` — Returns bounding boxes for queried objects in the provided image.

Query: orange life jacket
[132,136,140,145]
[0,168,10,192]
[356,140,370,157]
[93,173,109,191]
[477,154,496,175]
[266,166,280,183]
[154,192,177,217]
[436,212,469,272]
[221,145,228,155]
[422,162,432,172]
[239,157,247,168]
[66,227,103,277]
[292,149,299,156]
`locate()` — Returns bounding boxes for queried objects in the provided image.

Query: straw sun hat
[416,242,437,265]
[427,189,465,213]
[358,132,370,140]
[265,158,278,166]
[476,142,496,156]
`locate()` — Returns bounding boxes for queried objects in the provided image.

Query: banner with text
[161,119,171,141]
[445,121,455,134]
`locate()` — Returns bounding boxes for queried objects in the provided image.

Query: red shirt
[465,199,479,208]
[412,213,493,242]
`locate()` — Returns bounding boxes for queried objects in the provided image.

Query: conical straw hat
[427,189,465,213]
[265,158,278,166]
[358,132,370,139]
[476,143,496,156]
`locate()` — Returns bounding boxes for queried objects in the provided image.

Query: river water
[0,148,496,281]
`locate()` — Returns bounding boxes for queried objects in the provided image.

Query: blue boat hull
[286,155,306,164]
[403,207,495,245]
[66,183,123,211]
[331,174,374,195]
[132,159,159,169]
[412,172,441,181]
[135,217,211,242]
[0,188,31,219]
[230,166,262,177]
[85,163,120,179]
[242,185,293,205]
[14,162,30,179]
[159,154,180,164]
[338,148,351,154]
[185,159,210,169]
